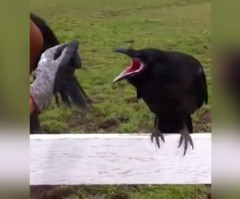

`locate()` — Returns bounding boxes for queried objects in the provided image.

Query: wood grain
[30,133,211,185]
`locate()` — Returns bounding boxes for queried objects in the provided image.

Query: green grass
[30,185,210,199]
[30,0,211,198]
[64,185,210,199]
[31,0,211,134]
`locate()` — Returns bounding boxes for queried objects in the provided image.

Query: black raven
[113,48,208,155]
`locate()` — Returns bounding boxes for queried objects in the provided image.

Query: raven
[113,48,208,155]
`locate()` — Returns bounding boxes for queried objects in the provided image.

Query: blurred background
[212,0,240,198]
[6,0,240,198]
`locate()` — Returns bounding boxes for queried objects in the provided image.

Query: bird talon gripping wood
[150,130,164,148]
[180,134,194,156]
[153,133,165,148]
[113,48,208,155]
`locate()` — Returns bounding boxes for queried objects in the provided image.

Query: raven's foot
[150,129,165,148]
[178,131,194,156]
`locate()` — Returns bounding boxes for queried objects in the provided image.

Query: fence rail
[30,133,211,185]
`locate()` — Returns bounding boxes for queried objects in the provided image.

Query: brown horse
[30,13,60,72]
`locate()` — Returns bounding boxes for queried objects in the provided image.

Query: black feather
[53,40,90,109]
[31,13,90,109]
[114,48,208,134]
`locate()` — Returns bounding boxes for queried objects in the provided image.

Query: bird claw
[151,130,165,148]
[178,132,194,156]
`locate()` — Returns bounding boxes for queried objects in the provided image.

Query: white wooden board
[30,133,211,185]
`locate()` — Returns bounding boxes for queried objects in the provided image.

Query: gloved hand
[30,40,90,112]
[30,43,67,111]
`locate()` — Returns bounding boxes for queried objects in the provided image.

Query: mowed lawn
[30,0,211,198]
[31,0,211,134]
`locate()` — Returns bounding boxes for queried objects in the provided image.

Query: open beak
[113,48,144,83]
[112,58,145,83]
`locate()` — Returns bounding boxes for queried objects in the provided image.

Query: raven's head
[112,48,147,83]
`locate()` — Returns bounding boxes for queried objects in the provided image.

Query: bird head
[112,48,147,83]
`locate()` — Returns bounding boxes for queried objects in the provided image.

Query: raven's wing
[195,64,208,108]
[53,40,90,109]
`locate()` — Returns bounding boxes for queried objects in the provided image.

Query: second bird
[113,48,208,155]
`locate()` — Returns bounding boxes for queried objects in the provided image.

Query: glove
[30,40,90,112]
[30,43,69,111]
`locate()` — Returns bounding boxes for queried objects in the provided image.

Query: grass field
[31,0,211,134]
[31,0,211,198]
[31,185,210,199]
